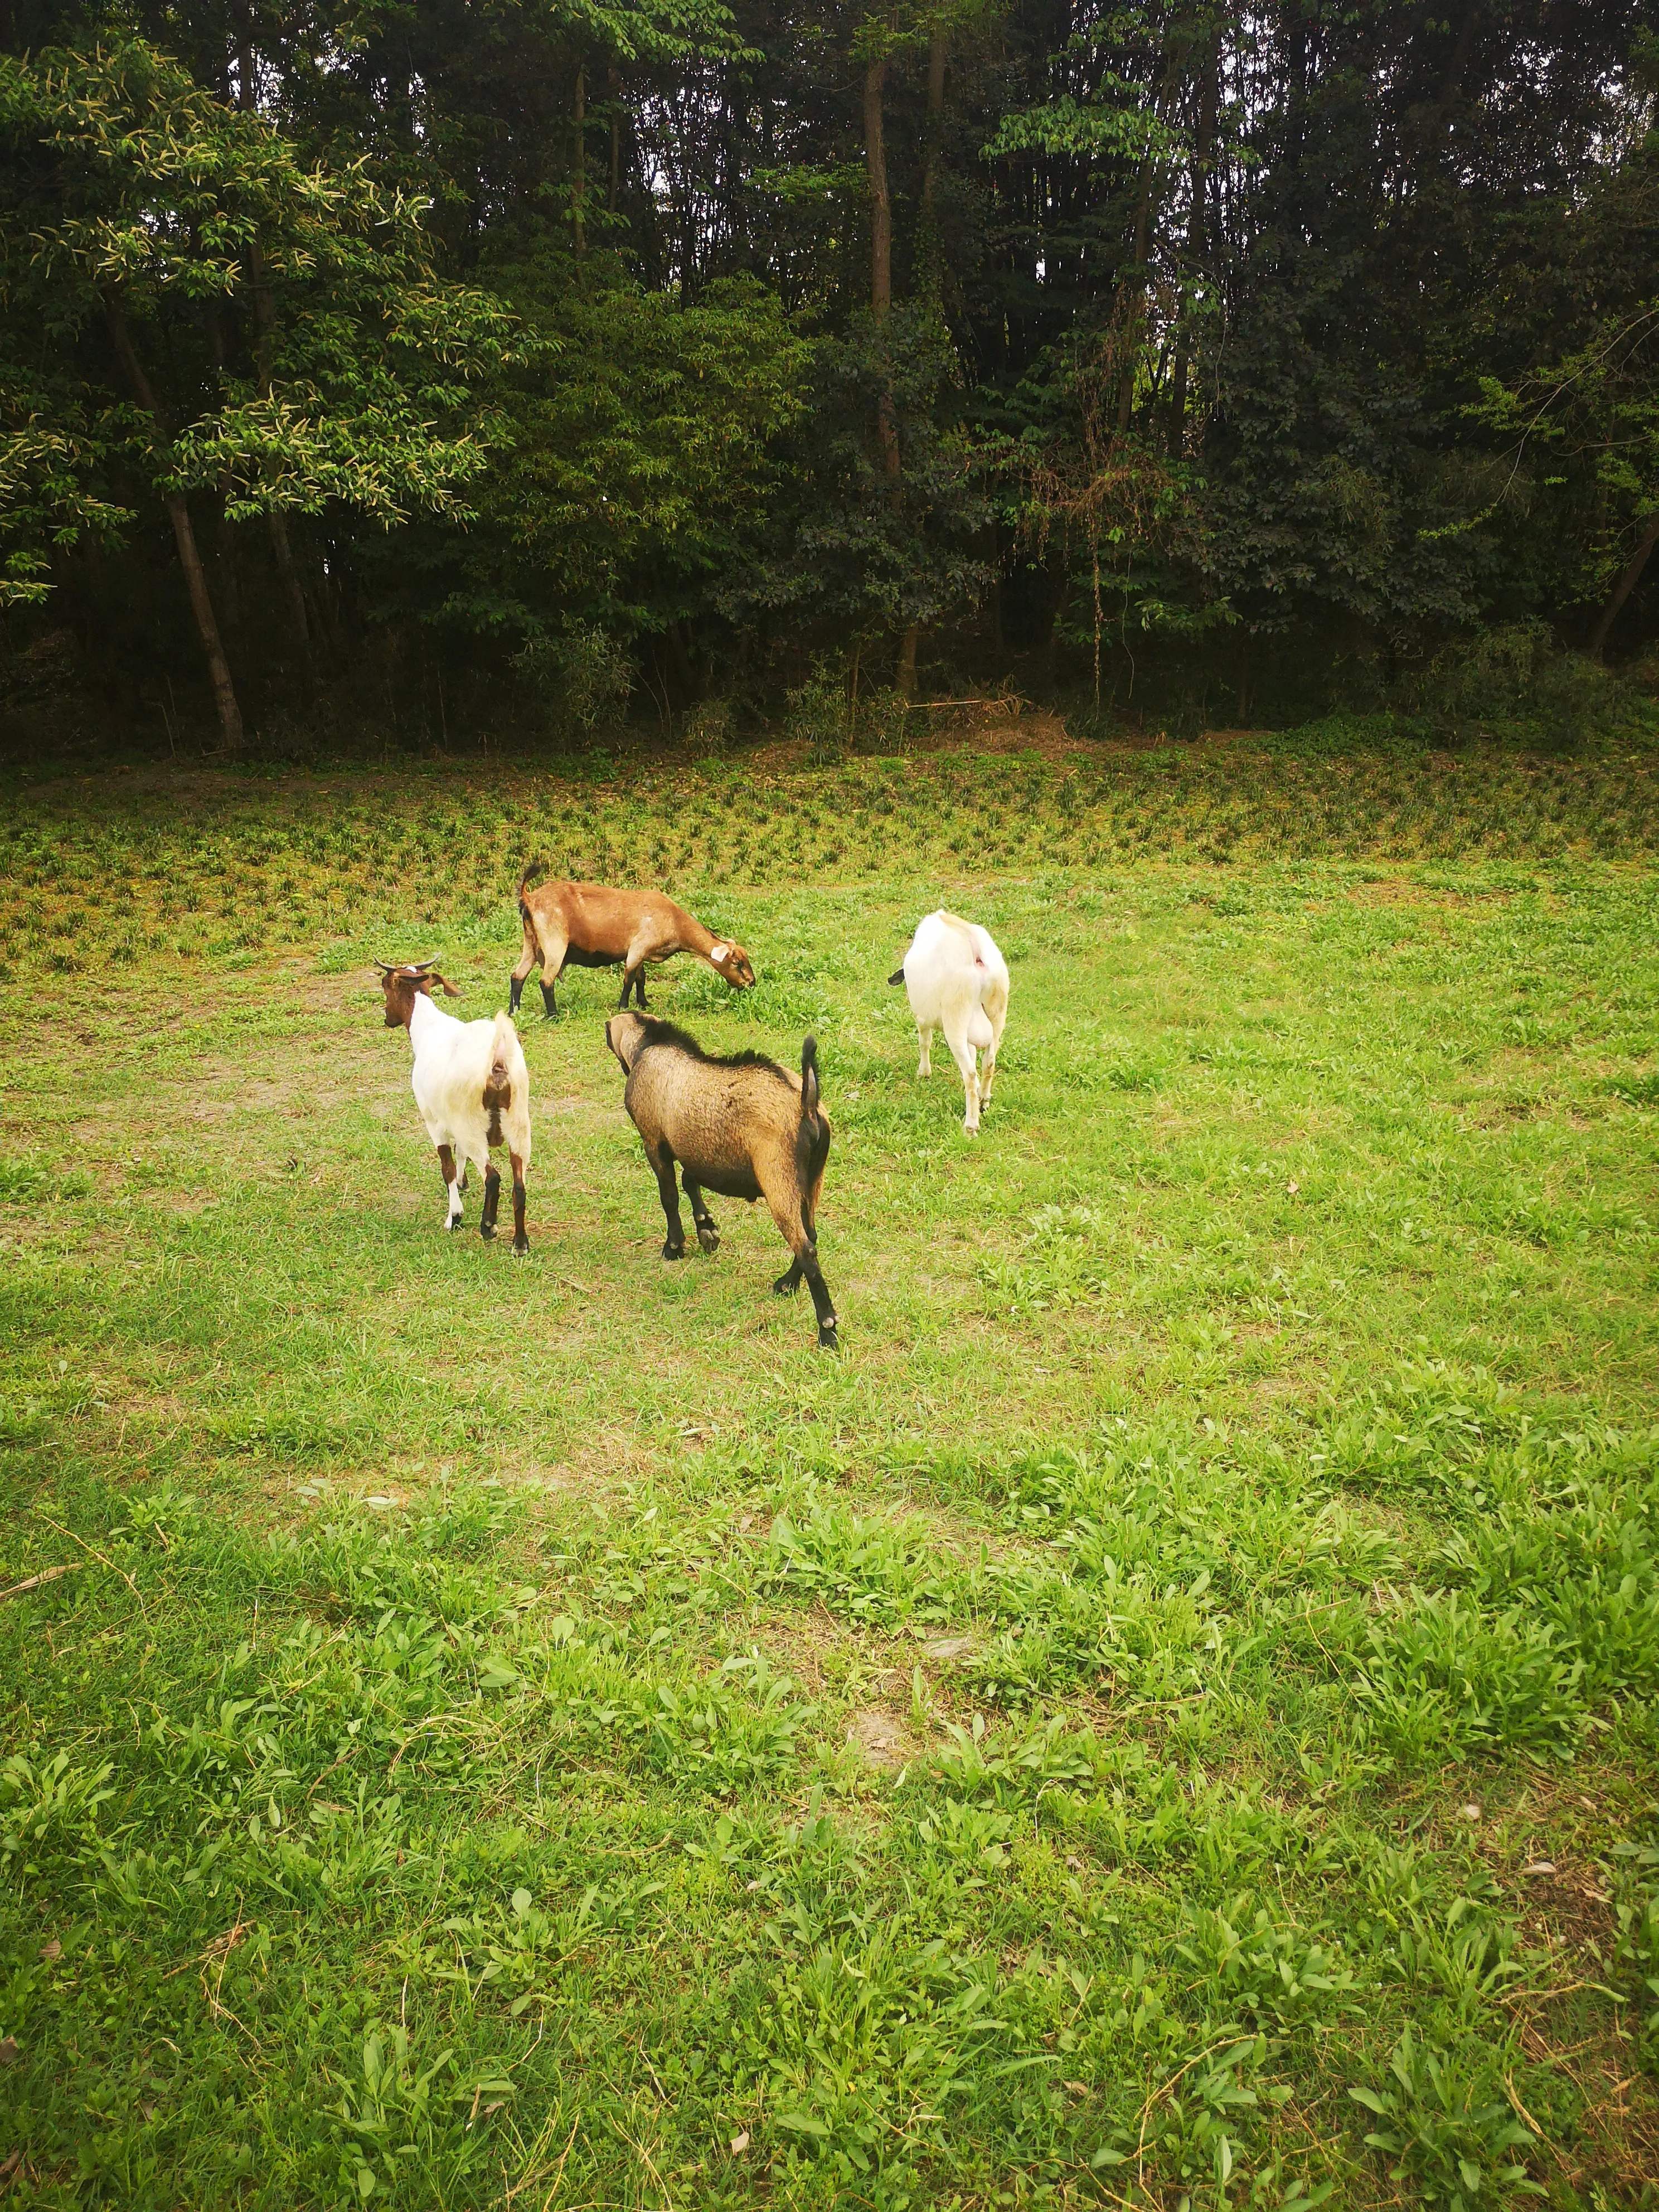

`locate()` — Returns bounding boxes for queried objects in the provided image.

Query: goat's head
[375,958,459,1028]
[707,938,756,990]
[605,1009,651,1073]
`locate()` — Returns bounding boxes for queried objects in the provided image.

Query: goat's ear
[435,974,461,997]
[710,941,730,961]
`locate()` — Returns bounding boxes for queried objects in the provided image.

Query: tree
[0,35,517,744]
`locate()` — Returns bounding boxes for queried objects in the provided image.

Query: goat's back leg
[915,1020,933,1078]
[510,1148,528,1255]
[683,1170,720,1254]
[436,1142,463,1229]
[540,926,569,1020]
[765,1193,837,1348]
[649,1142,686,1259]
[978,977,1009,1109]
[511,910,552,1017]
[939,1011,983,1134]
[480,1152,502,1240]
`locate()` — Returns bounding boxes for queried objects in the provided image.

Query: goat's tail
[795,1036,829,1223]
[483,1011,516,1117]
[517,856,547,903]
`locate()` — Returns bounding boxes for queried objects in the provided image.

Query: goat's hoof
[697,1228,720,1254]
[479,1222,496,1241]
[663,1241,685,1262]
[817,1326,840,1352]
[512,1236,529,1257]
[445,1217,463,1233]
[772,1270,799,1297]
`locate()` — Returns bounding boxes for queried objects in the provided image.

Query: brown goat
[511,865,756,1018]
[604,1011,837,1350]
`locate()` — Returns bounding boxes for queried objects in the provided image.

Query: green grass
[3,729,1659,2209]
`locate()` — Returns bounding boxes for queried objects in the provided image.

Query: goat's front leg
[683,1171,720,1253]
[436,1143,463,1229]
[772,1255,804,1296]
[510,1149,528,1255]
[650,1145,686,1259]
[480,1158,502,1240]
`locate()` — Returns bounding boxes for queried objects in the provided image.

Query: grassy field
[3,721,1658,2210]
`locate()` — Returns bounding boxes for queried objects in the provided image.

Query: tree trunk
[920,25,947,287]
[865,51,910,691]
[573,66,587,256]
[897,623,919,700]
[608,65,621,211]
[104,297,244,751]
[1115,169,1153,432]
[1168,32,1216,458]
[269,511,317,669]
[1588,511,1659,662]
[865,54,892,323]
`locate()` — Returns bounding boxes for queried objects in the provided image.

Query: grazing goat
[511,866,756,1018]
[376,959,532,1253]
[604,1011,837,1350]
[888,910,1009,1135]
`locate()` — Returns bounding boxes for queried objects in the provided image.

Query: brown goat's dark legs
[769,1217,838,1350]
[480,1162,502,1239]
[682,1172,720,1253]
[650,1145,686,1258]
[801,1246,838,1348]
[510,1150,528,1255]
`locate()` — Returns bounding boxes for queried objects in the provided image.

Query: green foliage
[444,244,813,646]
[0,37,517,550]
[1349,2030,1541,2210]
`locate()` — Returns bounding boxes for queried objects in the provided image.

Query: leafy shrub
[513,625,632,738]
[1354,1593,1587,1758]
[1395,622,1628,750]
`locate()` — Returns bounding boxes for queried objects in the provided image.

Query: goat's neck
[407,991,456,1053]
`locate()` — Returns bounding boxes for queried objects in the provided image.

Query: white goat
[375,959,533,1251]
[888,910,1010,1134]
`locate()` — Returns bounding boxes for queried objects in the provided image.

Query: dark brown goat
[604,1011,837,1350]
[511,866,756,1018]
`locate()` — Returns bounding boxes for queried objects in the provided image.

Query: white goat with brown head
[376,959,533,1252]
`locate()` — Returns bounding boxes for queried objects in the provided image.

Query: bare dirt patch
[845,1706,919,1769]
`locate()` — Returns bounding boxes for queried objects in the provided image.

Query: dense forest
[1,0,1655,751]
